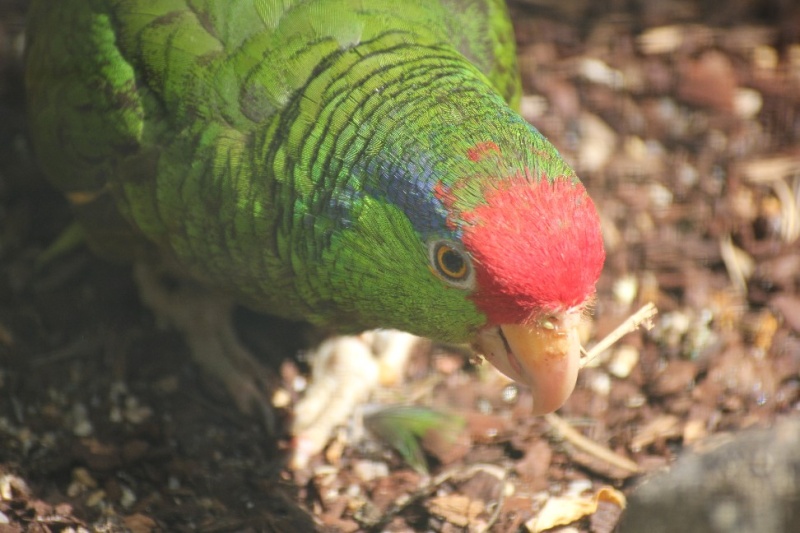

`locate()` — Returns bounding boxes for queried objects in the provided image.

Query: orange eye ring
[435,243,468,280]
[428,239,475,289]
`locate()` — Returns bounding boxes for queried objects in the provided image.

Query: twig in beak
[580,302,658,368]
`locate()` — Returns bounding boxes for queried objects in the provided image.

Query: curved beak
[475,310,583,415]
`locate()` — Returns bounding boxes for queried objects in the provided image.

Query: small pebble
[733,88,762,119]
[70,403,93,437]
[608,346,640,379]
[85,489,107,508]
[637,25,684,55]
[120,486,137,509]
[352,460,389,482]
[613,275,639,306]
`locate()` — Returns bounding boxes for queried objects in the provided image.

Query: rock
[619,417,800,533]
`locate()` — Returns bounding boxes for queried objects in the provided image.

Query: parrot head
[318,109,604,416]
[435,165,604,415]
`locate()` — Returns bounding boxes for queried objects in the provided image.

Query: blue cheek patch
[355,155,460,240]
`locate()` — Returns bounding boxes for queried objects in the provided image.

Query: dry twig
[581,302,658,368]
[359,464,509,532]
[545,413,640,476]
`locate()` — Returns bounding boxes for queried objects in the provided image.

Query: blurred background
[0,1,798,531]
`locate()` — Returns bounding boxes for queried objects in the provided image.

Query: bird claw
[134,262,425,463]
[133,262,279,432]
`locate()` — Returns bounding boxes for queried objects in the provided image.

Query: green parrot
[25,0,605,454]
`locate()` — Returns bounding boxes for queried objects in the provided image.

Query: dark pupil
[441,248,464,275]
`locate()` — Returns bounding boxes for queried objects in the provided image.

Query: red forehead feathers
[462,177,605,325]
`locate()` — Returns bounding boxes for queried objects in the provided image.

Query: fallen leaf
[428,494,485,528]
[525,486,626,533]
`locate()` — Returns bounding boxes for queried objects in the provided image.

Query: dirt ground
[1,1,800,531]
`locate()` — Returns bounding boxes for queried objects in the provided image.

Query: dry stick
[771,177,800,242]
[580,302,658,368]
[477,465,509,533]
[31,334,106,366]
[363,464,508,532]
[545,412,640,475]
[547,302,659,475]
[360,468,457,531]
[720,233,748,295]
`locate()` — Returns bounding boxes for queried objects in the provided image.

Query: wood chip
[630,415,683,452]
[428,494,485,527]
[525,486,626,533]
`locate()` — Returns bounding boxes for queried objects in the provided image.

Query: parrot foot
[290,330,423,470]
[133,262,278,431]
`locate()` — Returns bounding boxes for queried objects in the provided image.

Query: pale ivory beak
[475,310,582,415]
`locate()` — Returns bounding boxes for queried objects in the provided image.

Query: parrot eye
[429,240,474,289]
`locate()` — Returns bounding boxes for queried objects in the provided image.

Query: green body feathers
[26,0,585,344]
